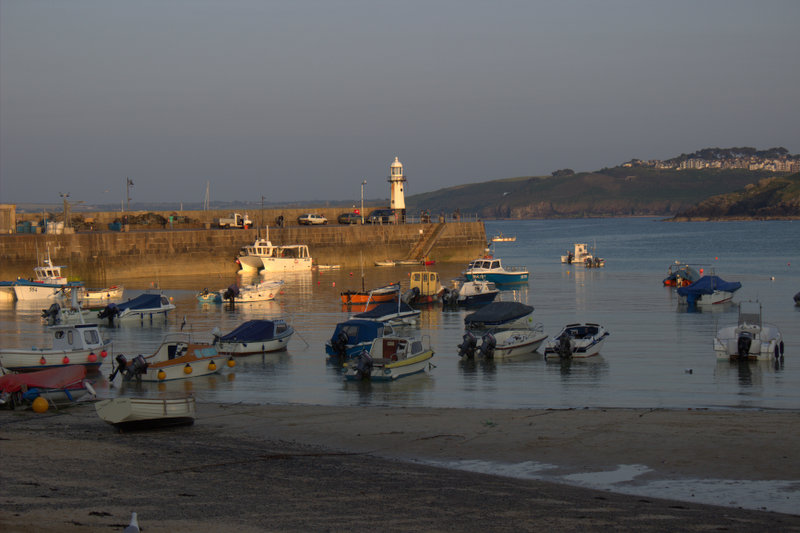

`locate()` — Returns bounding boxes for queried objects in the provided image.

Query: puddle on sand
[421,459,800,516]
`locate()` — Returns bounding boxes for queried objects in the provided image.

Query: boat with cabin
[325,319,395,360]
[463,254,528,285]
[713,301,784,362]
[401,271,444,304]
[236,229,313,273]
[560,243,604,267]
[344,335,434,381]
[213,319,294,356]
[0,323,112,372]
[663,262,702,287]
[442,278,499,308]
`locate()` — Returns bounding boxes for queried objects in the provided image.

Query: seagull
[181,315,187,331]
[123,512,139,532]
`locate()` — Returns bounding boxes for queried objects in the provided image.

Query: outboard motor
[354,350,373,380]
[401,288,416,304]
[331,330,350,359]
[737,331,753,359]
[41,303,62,325]
[109,353,129,381]
[223,284,239,304]
[457,331,478,359]
[479,332,497,359]
[98,303,119,326]
[557,333,574,359]
[123,354,149,382]
[442,288,459,309]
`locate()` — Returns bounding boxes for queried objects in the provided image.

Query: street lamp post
[360,180,366,224]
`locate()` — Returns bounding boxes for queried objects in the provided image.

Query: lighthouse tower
[388,156,407,222]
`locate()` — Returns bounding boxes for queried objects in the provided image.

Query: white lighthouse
[388,156,407,221]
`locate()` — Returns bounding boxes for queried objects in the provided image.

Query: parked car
[337,212,362,225]
[365,209,396,224]
[297,214,327,225]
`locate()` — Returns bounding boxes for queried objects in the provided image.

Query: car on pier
[365,209,396,224]
[337,212,362,225]
[297,214,327,225]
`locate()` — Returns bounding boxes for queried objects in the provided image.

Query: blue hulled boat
[325,319,395,360]
[463,256,528,285]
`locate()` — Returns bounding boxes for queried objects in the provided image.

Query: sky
[1,1,799,207]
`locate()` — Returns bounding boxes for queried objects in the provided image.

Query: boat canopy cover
[330,319,385,344]
[0,366,86,394]
[116,294,164,311]
[218,320,281,342]
[677,276,742,297]
[353,302,417,320]
[464,302,534,326]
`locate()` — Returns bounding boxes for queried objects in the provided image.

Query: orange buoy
[32,397,49,413]
[100,349,108,358]
[62,356,70,364]
[40,356,47,365]
[157,369,167,380]
[208,361,217,371]
[88,352,98,363]
[183,363,192,375]
[226,357,236,368]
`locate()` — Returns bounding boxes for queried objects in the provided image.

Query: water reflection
[546,356,609,383]
[715,359,784,388]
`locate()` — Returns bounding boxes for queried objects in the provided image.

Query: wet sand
[1,403,799,532]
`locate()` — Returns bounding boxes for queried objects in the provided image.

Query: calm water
[3,218,799,410]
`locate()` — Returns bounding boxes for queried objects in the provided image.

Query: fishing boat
[491,233,516,242]
[236,230,313,273]
[237,238,275,273]
[352,301,421,326]
[220,280,284,304]
[95,396,196,431]
[340,282,400,305]
[663,262,702,287]
[544,323,610,360]
[464,301,535,330]
[560,243,605,266]
[677,275,741,306]
[196,288,222,303]
[12,255,83,302]
[0,366,95,409]
[0,323,112,372]
[213,319,294,356]
[98,293,176,325]
[442,278,499,308]
[109,332,228,382]
[713,301,784,361]
[463,255,528,285]
[475,325,548,360]
[325,319,396,360]
[344,335,434,381]
[401,271,444,304]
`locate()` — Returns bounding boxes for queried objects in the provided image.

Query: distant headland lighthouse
[388,156,407,222]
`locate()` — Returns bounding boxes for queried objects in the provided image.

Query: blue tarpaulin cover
[464,301,534,327]
[218,320,277,342]
[353,302,417,320]
[677,276,741,298]
[329,319,385,344]
[116,294,164,311]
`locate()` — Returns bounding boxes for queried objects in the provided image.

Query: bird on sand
[123,512,139,532]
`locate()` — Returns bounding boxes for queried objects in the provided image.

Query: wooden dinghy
[95,396,196,431]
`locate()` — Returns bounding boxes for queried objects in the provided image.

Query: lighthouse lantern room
[388,156,407,222]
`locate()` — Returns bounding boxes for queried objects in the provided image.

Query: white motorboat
[544,323,610,360]
[41,301,95,325]
[344,335,434,381]
[677,275,741,306]
[374,260,396,267]
[97,293,176,324]
[442,278,499,308]
[236,238,275,273]
[213,319,294,356]
[95,396,196,431]
[491,233,516,242]
[76,285,124,303]
[220,279,284,303]
[12,254,82,302]
[560,243,604,267]
[476,325,548,360]
[463,254,528,285]
[109,332,229,382]
[713,301,785,361]
[0,323,112,372]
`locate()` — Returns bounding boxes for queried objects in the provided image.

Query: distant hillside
[672,173,800,220]
[407,167,781,218]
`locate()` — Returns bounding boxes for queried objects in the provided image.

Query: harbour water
[2,217,799,411]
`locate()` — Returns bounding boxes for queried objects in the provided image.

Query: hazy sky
[1,1,798,207]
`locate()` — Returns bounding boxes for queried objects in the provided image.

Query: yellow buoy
[157,369,167,380]
[226,357,236,368]
[32,396,49,413]
[208,361,217,371]
[183,363,193,375]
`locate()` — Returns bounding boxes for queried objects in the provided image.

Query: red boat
[0,366,93,409]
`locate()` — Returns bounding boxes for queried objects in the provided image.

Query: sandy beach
[1,403,799,532]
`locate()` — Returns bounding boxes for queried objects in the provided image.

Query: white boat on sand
[713,301,784,362]
[544,323,610,360]
[96,396,196,431]
[0,323,112,372]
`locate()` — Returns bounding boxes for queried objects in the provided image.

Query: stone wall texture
[0,222,486,283]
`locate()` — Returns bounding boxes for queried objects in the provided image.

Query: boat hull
[0,342,112,372]
[465,272,528,285]
[713,325,784,361]
[217,334,292,356]
[489,331,548,359]
[96,397,196,430]
[345,350,434,381]
[260,257,313,272]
